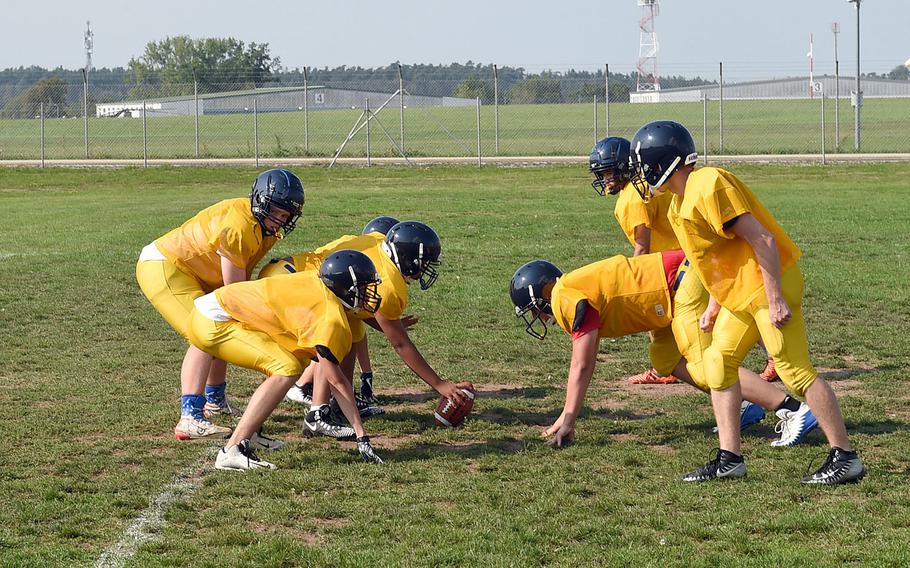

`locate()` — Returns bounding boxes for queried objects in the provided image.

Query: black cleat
[682,449,747,482]
[802,447,866,485]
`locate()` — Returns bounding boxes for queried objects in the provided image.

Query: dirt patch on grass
[645,443,677,455]
[613,380,691,400]
[820,376,865,396]
[316,517,352,529]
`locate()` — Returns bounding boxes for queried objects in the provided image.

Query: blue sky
[3,0,908,81]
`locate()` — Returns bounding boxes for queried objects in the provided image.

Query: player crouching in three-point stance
[136,169,304,441]
[629,120,864,484]
[509,253,817,449]
[260,221,471,438]
[185,250,385,470]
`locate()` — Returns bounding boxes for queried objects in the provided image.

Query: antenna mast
[636,0,660,92]
[84,21,94,76]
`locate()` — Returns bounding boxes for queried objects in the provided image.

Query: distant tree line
[2,36,908,118]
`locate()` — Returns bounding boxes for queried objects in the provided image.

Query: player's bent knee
[784,372,815,398]
[703,346,739,391]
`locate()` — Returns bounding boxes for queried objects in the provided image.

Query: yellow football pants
[704,265,816,396]
[136,259,204,338]
[669,267,713,391]
[186,309,304,378]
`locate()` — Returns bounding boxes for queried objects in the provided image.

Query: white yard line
[94,447,218,568]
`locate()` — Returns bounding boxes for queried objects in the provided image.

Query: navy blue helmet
[319,249,383,314]
[509,260,562,340]
[382,221,441,290]
[588,136,633,196]
[629,121,698,202]
[362,216,400,236]
[250,169,305,238]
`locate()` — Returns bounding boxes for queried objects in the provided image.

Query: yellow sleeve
[551,286,586,335]
[306,319,352,363]
[313,234,359,257]
[214,223,260,270]
[699,176,753,239]
[376,276,409,321]
[615,188,652,234]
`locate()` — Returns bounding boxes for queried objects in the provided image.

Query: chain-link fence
[2,64,909,164]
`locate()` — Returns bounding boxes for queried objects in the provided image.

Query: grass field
[1,163,909,567]
[2,97,909,160]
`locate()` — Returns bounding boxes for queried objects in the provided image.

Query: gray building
[96,85,474,117]
[631,76,910,103]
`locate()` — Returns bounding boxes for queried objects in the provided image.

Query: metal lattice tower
[84,21,94,74]
[636,0,660,92]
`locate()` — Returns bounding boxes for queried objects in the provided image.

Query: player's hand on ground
[769,296,792,328]
[400,314,419,329]
[542,414,575,448]
[438,381,471,404]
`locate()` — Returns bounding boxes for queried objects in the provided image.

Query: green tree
[507,77,562,104]
[128,36,280,96]
[887,63,909,81]
[453,78,494,103]
[1,77,69,118]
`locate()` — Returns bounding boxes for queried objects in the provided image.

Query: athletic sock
[181,394,206,420]
[775,395,801,412]
[205,383,227,405]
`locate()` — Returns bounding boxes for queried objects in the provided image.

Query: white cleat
[215,439,277,471]
[174,416,232,440]
[771,403,819,447]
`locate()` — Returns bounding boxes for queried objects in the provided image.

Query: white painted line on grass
[94,447,218,568]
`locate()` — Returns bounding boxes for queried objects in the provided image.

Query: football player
[509,253,817,449]
[186,250,385,470]
[136,169,304,441]
[629,120,864,484]
[282,216,401,408]
[590,136,681,385]
[259,221,471,438]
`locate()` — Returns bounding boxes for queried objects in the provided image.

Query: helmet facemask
[383,240,441,291]
[590,167,627,197]
[514,296,553,340]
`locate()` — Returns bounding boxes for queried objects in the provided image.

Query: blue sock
[205,383,227,405]
[181,394,206,420]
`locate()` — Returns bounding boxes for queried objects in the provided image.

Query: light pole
[848,0,861,151]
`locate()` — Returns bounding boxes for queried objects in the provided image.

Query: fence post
[193,69,199,158]
[82,68,89,159]
[493,64,500,155]
[593,94,598,143]
[821,93,827,165]
[40,102,45,168]
[398,63,405,156]
[604,63,610,137]
[834,60,840,150]
[303,66,309,154]
[718,62,724,155]
[253,99,259,167]
[365,97,371,167]
[476,97,482,167]
[142,101,148,168]
[702,95,709,165]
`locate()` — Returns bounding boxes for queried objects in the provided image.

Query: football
[434,384,475,427]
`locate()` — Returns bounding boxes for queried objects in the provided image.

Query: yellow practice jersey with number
[214,271,352,362]
[155,198,277,292]
[668,167,801,312]
[281,233,409,322]
[614,182,680,253]
[550,253,673,338]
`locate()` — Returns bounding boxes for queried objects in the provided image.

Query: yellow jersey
[614,182,680,253]
[668,167,801,312]
[155,198,277,292]
[282,233,409,322]
[550,253,673,338]
[214,271,352,362]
